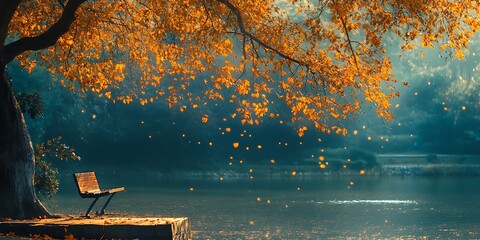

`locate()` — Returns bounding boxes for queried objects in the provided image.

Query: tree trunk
[0,65,51,219]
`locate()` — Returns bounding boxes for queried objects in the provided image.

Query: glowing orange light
[233,142,239,148]
[201,115,208,123]
[360,170,365,175]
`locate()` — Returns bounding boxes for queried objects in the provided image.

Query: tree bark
[0,0,86,219]
[0,65,51,219]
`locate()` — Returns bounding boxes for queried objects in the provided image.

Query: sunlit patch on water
[329,200,417,205]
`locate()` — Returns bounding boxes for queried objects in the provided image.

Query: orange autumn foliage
[5,0,480,135]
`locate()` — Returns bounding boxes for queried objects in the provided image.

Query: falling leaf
[201,115,208,123]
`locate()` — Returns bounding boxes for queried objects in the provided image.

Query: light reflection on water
[328,200,417,205]
[45,176,480,239]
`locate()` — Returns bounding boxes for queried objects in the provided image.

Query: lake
[45,175,480,239]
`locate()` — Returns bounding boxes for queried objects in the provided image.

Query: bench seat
[80,187,125,197]
[74,172,125,216]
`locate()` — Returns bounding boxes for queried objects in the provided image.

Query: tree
[1,0,478,219]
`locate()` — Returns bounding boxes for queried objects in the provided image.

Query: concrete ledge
[0,216,190,239]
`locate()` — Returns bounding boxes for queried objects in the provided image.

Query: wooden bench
[73,172,125,217]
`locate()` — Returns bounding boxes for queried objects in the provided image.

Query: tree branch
[0,0,22,55]
[339,15,359,70]
[216,0,305,66]
[331,0,359,71]
[2,0,87,65]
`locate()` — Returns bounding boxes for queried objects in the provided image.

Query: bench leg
[98,193,117,216]
[86,197,100,217]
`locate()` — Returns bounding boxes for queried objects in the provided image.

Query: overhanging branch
[2,0,87,64]
[216,0,305,66]
[0,0,22,55]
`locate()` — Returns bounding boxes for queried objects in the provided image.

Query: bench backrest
[74,172,100,194]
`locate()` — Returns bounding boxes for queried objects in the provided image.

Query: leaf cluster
[34,137,80,198]
[16,92,43,119]
[6,0,480,136]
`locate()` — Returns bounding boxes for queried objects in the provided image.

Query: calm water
[45,175,480,239]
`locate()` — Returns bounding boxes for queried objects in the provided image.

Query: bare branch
[2,0,87,65]
[339,14,359,70]
[330,0,359,71]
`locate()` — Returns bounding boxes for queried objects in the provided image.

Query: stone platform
[0,216,190,239]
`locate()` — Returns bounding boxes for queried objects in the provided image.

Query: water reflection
[46,176,480,239]
[329,200,417,205]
